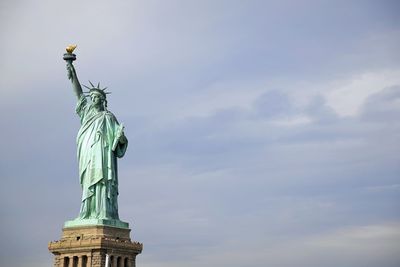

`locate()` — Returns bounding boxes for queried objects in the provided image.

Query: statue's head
[90,90,106,106]
[83,81,111,109]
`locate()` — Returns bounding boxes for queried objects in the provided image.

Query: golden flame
[66,44,77,54]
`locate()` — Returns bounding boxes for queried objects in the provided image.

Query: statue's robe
[75,96,127,219]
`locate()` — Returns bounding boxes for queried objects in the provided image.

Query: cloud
[323,69,400,116]
[360,85,400,121]
[253,90,295,118]
[191,223,400,267]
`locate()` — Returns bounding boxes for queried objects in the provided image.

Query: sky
[0,0,399,266]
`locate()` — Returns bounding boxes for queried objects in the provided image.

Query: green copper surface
[64,49,128,227]
[64,218,129,229]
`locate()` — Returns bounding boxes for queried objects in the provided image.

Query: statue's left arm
[112,124,128,158]
[119,133,128,145]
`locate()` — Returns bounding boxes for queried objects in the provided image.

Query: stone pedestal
[49,225,142,267]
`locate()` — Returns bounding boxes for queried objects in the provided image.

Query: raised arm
[66,61,83,99]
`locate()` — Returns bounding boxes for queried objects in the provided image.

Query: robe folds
[75,95,127,219]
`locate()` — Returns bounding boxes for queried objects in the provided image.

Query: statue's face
[90,93,104,106]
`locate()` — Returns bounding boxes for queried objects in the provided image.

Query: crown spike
[82,81,111,97]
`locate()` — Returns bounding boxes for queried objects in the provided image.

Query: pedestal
[49,225,142,267]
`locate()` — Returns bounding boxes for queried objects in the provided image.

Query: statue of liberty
[63,45,128,228]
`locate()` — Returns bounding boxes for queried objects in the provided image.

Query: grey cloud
[360,85,400,121]
[253,90,294,118]
[304,95,338,123]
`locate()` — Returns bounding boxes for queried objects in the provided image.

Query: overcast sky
[0,1,399,266]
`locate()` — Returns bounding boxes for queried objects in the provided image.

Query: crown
[83,81,111,98]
